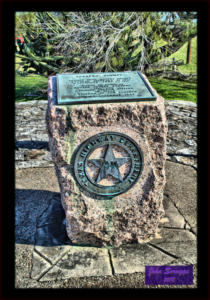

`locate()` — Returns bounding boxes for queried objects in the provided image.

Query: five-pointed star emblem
[88,144,130,183]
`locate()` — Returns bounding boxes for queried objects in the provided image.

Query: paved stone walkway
[15,161,197,288]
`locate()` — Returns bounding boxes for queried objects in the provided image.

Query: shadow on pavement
[15,189,72,247]
[16,140,49,150]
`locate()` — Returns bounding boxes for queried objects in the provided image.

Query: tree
[15,11,197,76]
[186,38,192,64]
[15,12,65,75]
[15,12,37,36]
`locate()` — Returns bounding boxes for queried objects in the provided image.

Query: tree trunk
[186,38,192,64]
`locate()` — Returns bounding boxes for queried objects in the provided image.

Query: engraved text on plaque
[57,71,156,105]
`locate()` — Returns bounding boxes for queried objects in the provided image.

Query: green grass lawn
[149,77,196,102]
[15,74,48,102]
[15,74,196,103]
[148,36,197,102]
[15,55,48,102]
[15,57,47,102]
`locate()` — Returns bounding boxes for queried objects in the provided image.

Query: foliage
[15,11,197,76]
[146,35,197,82]
[15,12,37,36]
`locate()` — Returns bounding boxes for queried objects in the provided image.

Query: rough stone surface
[15,244,35,288]
[46,74,168,247]
[164,100,197,169]
[15,149,54,169]
[15,101,51,169]
[15,167,59,192]
[110,243,174,274]
[15,99,197,170]
[164,161,197,230]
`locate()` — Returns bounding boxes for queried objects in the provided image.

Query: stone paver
[15,167,59,192]
[15,244,35,288]
[34,246,70,265]
[172,155,197,169]
[149,228,197,264]
[15,243,196,288]
[31,251,52,280]
[164,161,197,230]
[109,243,174,275]
[37,246,112,281]
[162,195,185,228]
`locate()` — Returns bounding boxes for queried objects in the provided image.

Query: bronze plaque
[57,71,156,105]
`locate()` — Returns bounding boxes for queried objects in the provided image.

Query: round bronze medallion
[73,132,143,198]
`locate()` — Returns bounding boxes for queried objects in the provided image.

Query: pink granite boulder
[46,74,168,247]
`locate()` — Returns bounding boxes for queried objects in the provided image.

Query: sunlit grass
[15,74,48,102]
[149,77,196,102]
